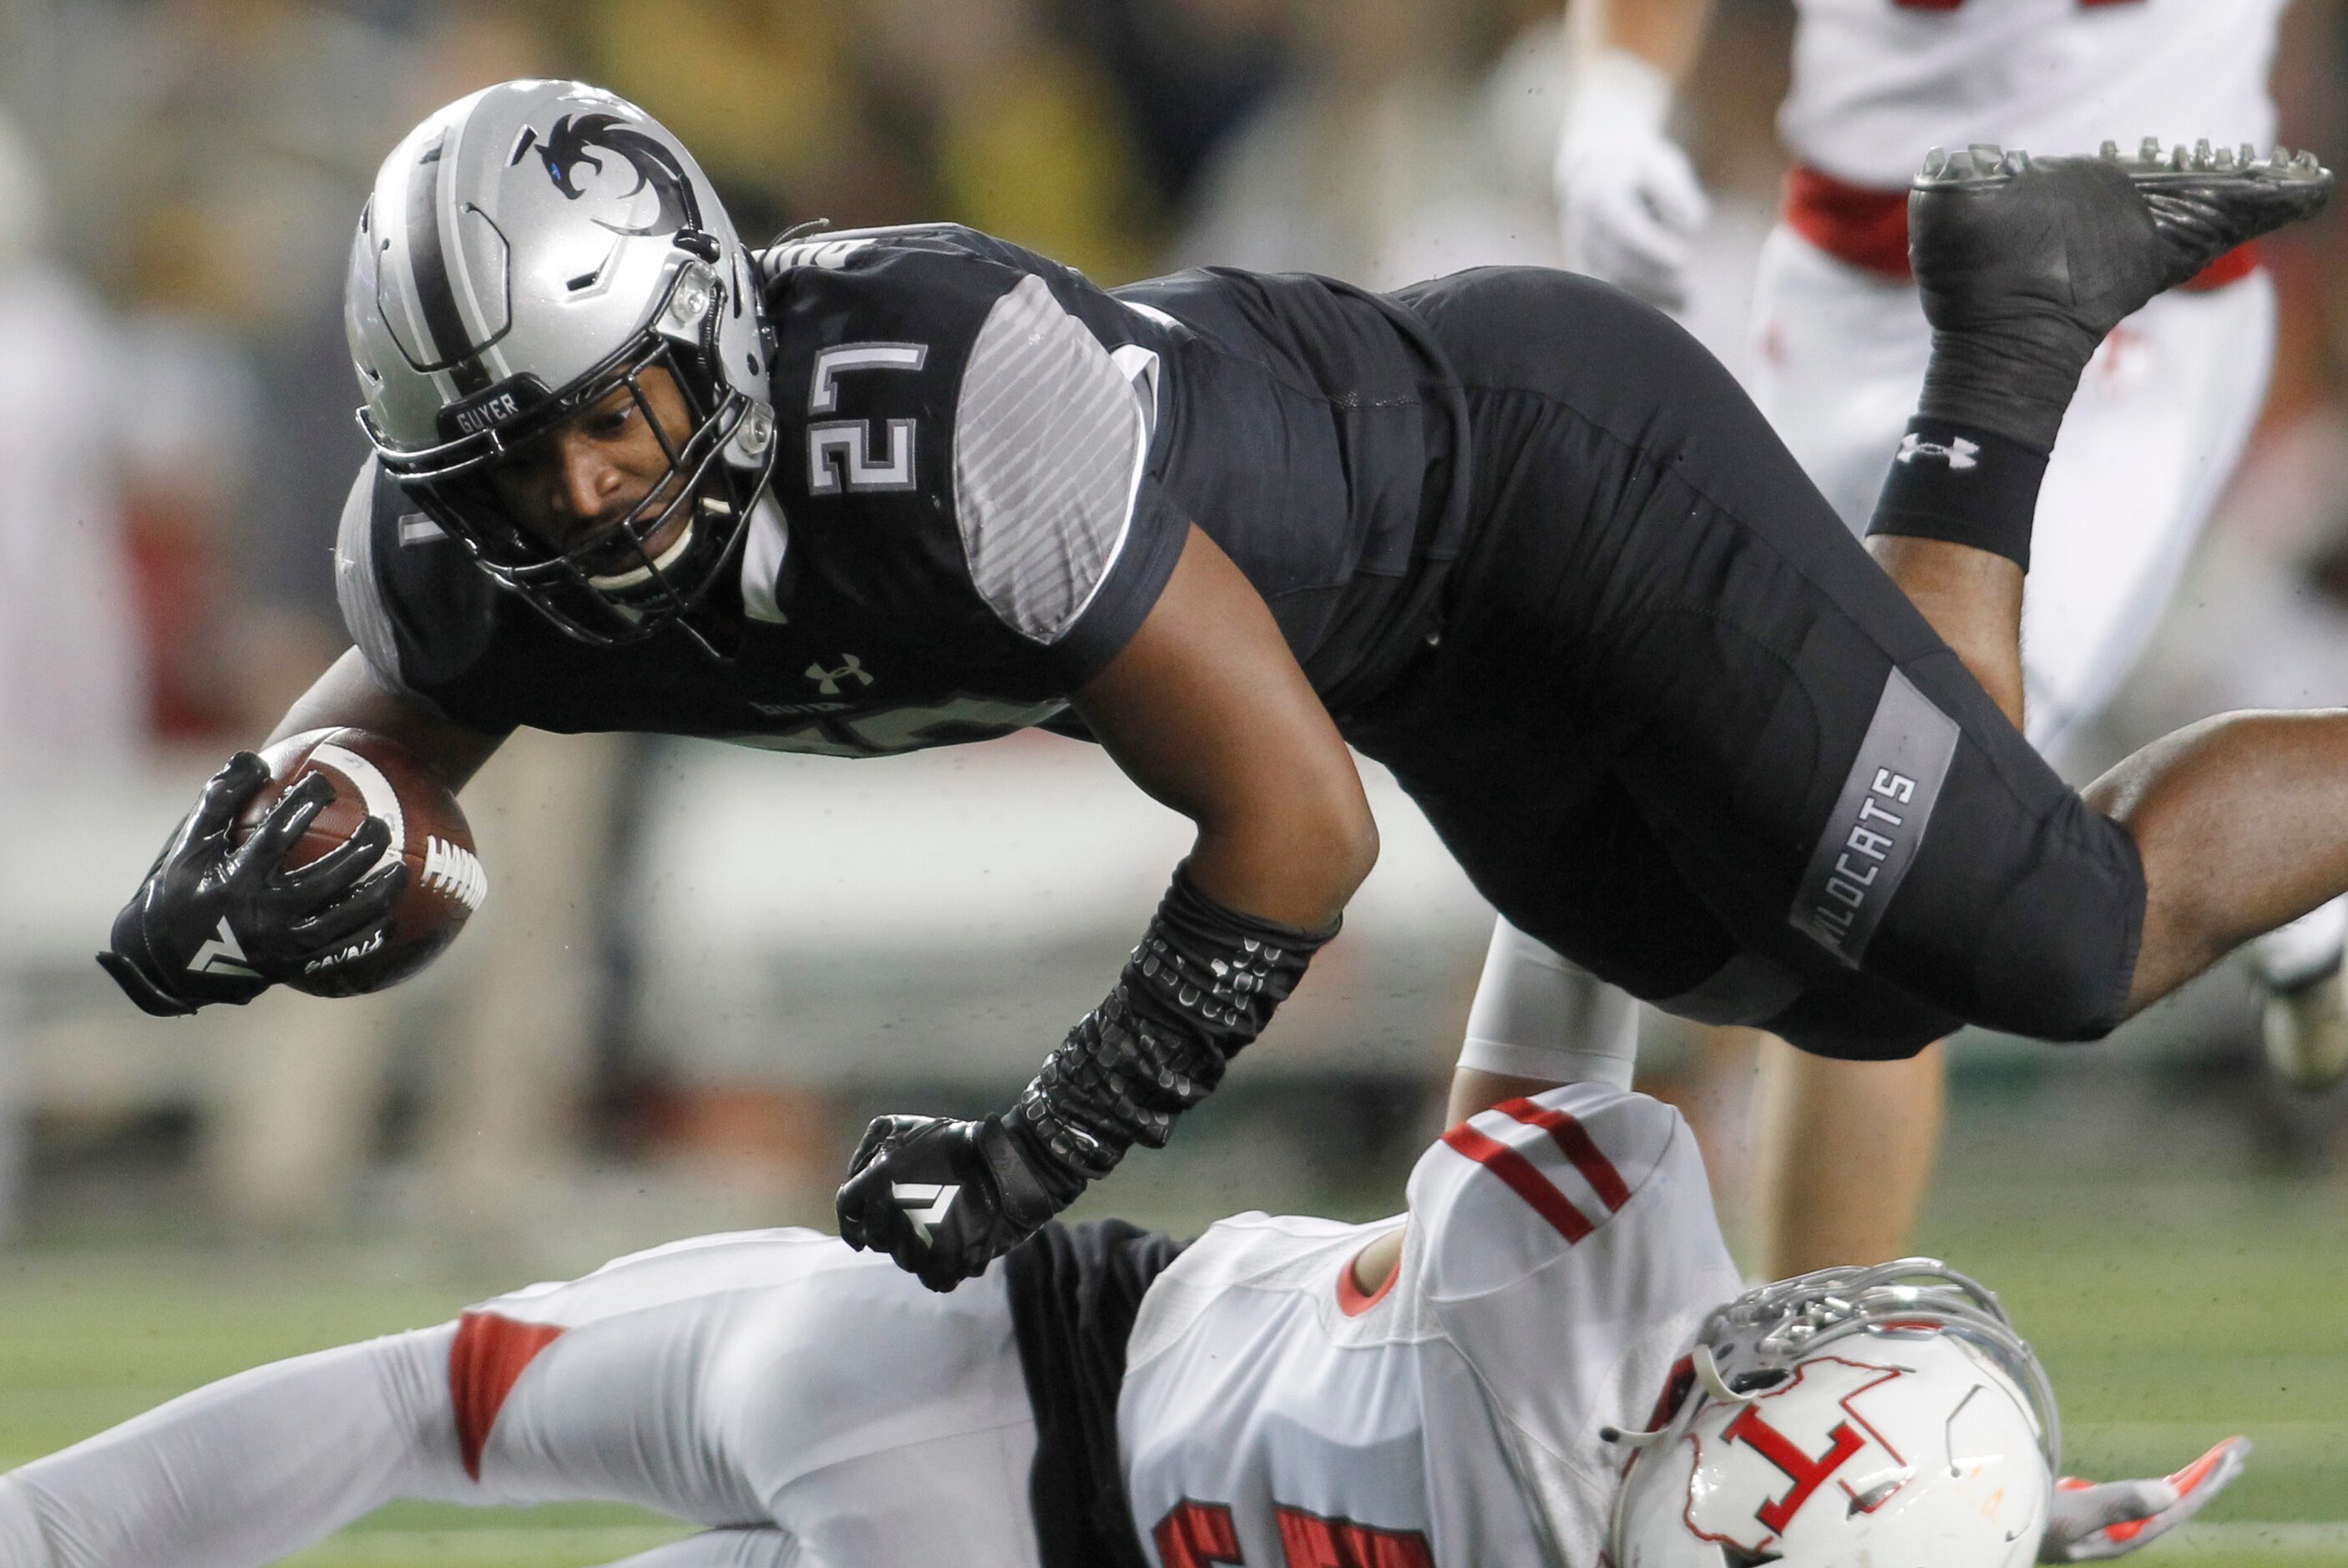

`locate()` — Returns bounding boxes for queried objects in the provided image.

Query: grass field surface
[0,1168,2336,1566]
[1913,1173,2348,1555]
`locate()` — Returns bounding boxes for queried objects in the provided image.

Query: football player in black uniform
[100,81,2338,1289]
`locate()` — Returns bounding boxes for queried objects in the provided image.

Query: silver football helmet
[1609,1260,2057,1568]
[346,79,777,644]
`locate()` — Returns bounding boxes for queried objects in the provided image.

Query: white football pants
[0,1230,1043,1568]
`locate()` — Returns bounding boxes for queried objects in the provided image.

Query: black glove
[97,751,403,1017]
[834,1112,1081,1292]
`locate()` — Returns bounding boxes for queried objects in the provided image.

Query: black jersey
[337,224,1470,754]
[1003,1219,1190,1568]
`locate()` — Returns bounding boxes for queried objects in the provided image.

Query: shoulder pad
[342,458,505,694]
[1408,1083,1685,1301]
[334,457,408,692]
[758,222,1004,281]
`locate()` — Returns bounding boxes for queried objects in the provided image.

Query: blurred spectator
[1046,0,1290,219]
[1172,0,1555,288]
[0,106,141,1242]
[867,0,1161,281]
[0,109,140,776]
[193,7,655,1239]
[565,0,916,241]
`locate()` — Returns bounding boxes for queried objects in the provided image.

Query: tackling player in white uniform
[1554,0,2347,1280]
[0,931,2246,1568]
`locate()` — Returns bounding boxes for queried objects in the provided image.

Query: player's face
[484,367,698,572]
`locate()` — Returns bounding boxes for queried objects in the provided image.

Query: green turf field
[1911,1174,2348,1567]
[0,1170,2336,1566]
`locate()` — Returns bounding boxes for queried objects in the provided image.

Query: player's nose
[552,432,630,535]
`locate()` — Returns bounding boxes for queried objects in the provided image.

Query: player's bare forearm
[840,528,1366,1291]
[1074,524,1377,930]
[268,648,509,793]
[1570,0,1718,82]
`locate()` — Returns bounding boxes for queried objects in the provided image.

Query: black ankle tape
[1864,417,2048,573]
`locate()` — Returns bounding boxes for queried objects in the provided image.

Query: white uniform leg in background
[423,727,622,1206]
[1713,228,2293,1270]
[1749,225,2276,757]
[0,1230,1041,1568]
[203,727,620,1232]
[1752,226,2348,974]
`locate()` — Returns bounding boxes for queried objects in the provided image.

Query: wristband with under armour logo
[1865,416,2048,572]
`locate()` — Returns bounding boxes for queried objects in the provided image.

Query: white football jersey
[1118,1084,1743,1568]
[1781,0,2285,190]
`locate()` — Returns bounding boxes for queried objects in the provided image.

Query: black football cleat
[1905,139,2332,451]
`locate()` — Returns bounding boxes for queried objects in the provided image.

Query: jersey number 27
[807,341,928,494]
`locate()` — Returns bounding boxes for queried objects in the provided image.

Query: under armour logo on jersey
[889,1182,960,1245]
[806,655,874,695]
[1895,432,1981,470]
[192,918,258,978]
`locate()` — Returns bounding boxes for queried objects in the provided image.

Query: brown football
[235,727,487,996]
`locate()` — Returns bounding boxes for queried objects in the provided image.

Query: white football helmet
[1610,1260,2057,1568]
[346,79,777,645]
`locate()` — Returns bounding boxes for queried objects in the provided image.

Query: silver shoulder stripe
[334,460,418,697]
[954,274,1147,645]
[739,491,789,625]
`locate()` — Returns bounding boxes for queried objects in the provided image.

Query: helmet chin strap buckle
[673,226,720,260]
[1693,1343,1758,1408]
[1599,1424,1669,1449]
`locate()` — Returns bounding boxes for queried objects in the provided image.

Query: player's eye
[586,401,636,438]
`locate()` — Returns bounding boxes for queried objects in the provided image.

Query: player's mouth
[584,511,696,592]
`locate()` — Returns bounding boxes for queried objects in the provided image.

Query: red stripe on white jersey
[449,1310,566,1481]
[1440,1122,1597,1244]
[1495,1097,1632,1212]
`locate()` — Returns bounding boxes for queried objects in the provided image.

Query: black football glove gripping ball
[97,752,404,1017]
[835,1113,1081,1292]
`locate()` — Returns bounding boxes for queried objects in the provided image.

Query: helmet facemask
[367,258,776,646]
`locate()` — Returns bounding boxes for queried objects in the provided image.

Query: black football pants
[1349,267,2145,1060]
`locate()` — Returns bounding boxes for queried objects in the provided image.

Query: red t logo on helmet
[1723,1404,1869,1533]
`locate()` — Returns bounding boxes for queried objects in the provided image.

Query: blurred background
[0,0,2345,1563]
